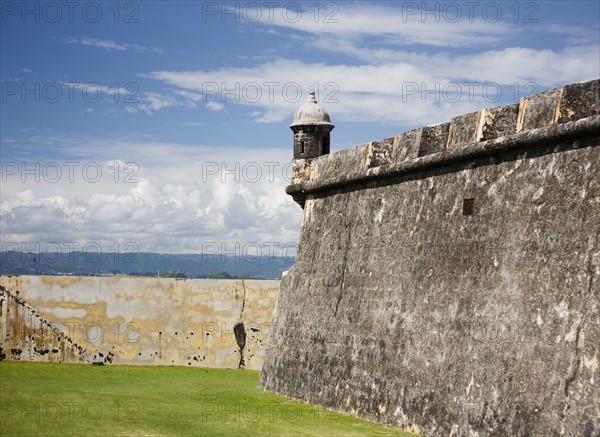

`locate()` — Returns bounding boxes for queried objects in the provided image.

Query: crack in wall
[585,227,599,298]
[563,322,583,398]
[560,316,588,432]
[335,194,352,317]
[304,199,320,298]
[579,167,598,299]
[240,279,247,320]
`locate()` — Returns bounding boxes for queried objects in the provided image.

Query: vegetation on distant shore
[208,271,253,279]
[158,271,253,279]
[158,271,187,278]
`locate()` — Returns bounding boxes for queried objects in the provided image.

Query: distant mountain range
[0,251,294,280]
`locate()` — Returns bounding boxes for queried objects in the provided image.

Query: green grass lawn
[0,362,416,437]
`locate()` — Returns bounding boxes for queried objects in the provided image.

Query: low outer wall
[260,80,600,435]
[0,275,279,370]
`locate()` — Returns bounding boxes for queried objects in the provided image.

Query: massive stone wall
[259,80,600,435]
[0,275,278,370]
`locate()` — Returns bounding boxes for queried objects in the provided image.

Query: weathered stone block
[447,110,480,149]
[291,158,312,185]
[366,138,394,168]
[555,79,600,123]
[517,87,562,131]
[310,144,368,181]
[418,122,450,157]
[480,103,519,140]
[392,128,421,162]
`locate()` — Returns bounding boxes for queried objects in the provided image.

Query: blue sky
[1,1,599,257]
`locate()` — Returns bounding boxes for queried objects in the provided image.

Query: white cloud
[63,81,131,98]
[179,122,205,127]
[258,3,515,47]
[206,101,225,111]
[173,89,204,101]
[125,91,190,114]
[1,138,300,255]
[66,37,163,53]
[147,42,599,127]
[73,37,127,51]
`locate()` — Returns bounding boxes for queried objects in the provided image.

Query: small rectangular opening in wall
[463,198,475,215]
[300,141,305,154]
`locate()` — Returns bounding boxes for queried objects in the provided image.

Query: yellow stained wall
[0,275,279,370]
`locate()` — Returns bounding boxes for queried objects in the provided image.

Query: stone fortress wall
[0,275,279,371]
[259,79,600,435]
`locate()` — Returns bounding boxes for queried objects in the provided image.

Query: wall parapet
[288,79,599,206]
